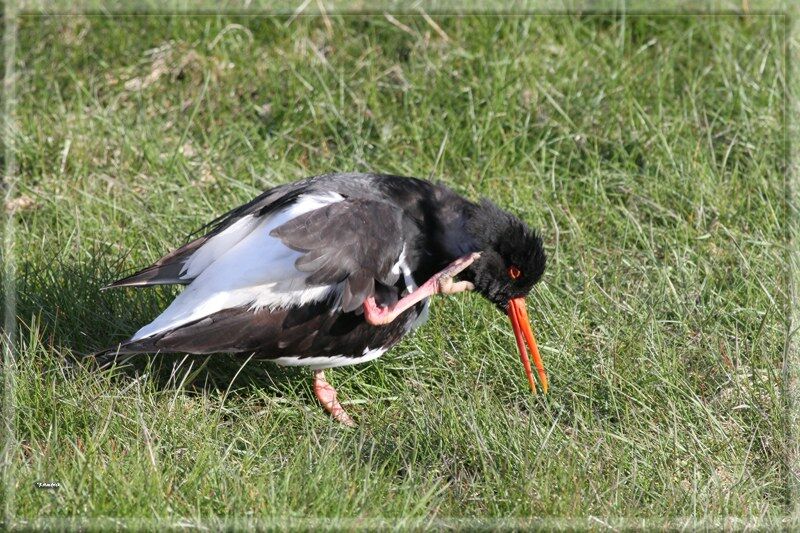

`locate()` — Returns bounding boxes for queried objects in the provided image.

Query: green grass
[6,12,792,524]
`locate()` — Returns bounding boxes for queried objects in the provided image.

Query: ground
[5,11,792,526]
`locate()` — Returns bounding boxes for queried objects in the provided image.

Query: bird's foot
[363,252,480,325]
[433,252,480,294]
[313,370,356,427]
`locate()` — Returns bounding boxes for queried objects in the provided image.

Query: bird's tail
[87,337,160,368]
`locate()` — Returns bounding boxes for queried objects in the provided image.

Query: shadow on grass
[13,250,308,398]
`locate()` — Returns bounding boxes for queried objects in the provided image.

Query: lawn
[5,10,793,527]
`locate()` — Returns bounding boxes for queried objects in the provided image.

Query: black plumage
[109,298,423,363]
[270,199,404,312]
[99,173,547,394]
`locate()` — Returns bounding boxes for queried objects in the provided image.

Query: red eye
[508,265,522,280]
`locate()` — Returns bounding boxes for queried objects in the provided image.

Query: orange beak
[507,297,548,394]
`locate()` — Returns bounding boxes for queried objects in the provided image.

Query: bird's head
[461,199,548,393]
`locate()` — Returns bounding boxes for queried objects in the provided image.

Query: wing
[270,198,404,313]
[126,196,408,341]
[104,180,308,289]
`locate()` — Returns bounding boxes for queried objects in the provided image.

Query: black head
[460,198,549,395]
[463,199,547,309]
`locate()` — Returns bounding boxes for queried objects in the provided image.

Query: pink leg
[313,370,356,427]
[364,252,481,326]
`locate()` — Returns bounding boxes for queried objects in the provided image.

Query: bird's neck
[426,186,481,264]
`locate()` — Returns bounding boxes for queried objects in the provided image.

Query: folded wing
[270,198,404,313]
[121,192,406,344]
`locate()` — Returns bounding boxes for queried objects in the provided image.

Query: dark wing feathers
[270,199,404,313]
[102,237,208,289]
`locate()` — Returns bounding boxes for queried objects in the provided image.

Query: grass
[5,11,793,525]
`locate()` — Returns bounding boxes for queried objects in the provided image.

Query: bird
[98,172,548,426]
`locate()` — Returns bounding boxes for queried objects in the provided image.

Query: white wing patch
[180,215,261,279]
[273,346,389,370]
[132,192,344,340]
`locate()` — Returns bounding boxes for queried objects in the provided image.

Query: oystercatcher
[100,173,547,426]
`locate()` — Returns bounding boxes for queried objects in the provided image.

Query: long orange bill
[507,297,548,394]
